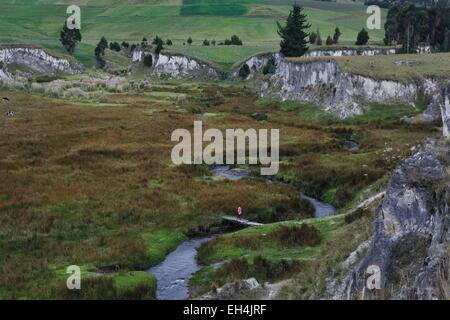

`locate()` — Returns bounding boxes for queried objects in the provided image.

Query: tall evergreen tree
[333,27,341,44]
[152,36,163,46]
[355,28,369,45]
[60,23,81,55]
[94,37,108,69]
[315,28,322,45]
[155,42,164,55]
[277,4,311,57]
[309,31,317,44]
[326,35,334,45]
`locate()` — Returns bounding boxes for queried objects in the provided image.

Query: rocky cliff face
[248,53,440,119]
[132,49,223,79]
[305,48,397,57]
[0,46,83,80]
[442,86,450,138]
[329,139,449,300]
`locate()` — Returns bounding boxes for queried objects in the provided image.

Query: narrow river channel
[147,165,335,300]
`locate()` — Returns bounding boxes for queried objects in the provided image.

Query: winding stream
[147,236,215,300]
[147,165,335,300]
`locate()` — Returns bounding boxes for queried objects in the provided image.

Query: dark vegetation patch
[215,256,304,285]
[269,224,321,247]
[385,235,431,298]
[181,1,248,16]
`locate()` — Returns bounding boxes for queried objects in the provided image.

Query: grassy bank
[287,53,450,83]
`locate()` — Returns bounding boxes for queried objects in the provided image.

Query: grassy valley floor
[0,74,439,298]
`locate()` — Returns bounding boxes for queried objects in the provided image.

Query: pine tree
[309,31,317,44]
[355,28,369,45]
[443,28,450,52]
[152,36,163,46]
[187,37,193,45]
[333,27,341,44]
[94,37,108,69]
[277,4,311,57]
[326,35,333,45]
[60,23,82,55]
[155,42,164,55]
[315,28,322,46]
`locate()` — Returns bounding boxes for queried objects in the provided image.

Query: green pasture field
[0,0,386,67]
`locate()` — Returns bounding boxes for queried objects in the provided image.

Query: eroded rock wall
[305,48,397,57]
[132,49,223,79]
[332,139,449,300]
[0,46,83,80]
[442,86,450,138]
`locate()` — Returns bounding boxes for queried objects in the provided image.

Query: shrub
[269,224,321,247]
[345,208,371,224]
[217,258,249,280]
[250,112,268,121]
[252,256,300,281]
[187,106,202,114]
[262,56,277,75]
[55,276,118,300]
[109,41,121,52]
[143,54,153,67]
[187,37,193,45]
[166,39,173,46]
[35,75,59,83]
[230,35,243,45]
[334,187,353,208]
[238,63,250,79]
[203,39,210,46]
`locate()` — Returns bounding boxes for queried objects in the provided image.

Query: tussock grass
[0,77,438,298]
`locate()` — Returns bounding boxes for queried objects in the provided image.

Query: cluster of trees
[221,35,243,46]
[202,39,217,46]
[309,27,342,46]
[384,4,450,52]
[140,36,172,48]
[365,0,449,9]
[186,35,243,46]
[277,4,373,57]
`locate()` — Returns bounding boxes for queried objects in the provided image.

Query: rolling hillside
[0,0,386,67]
